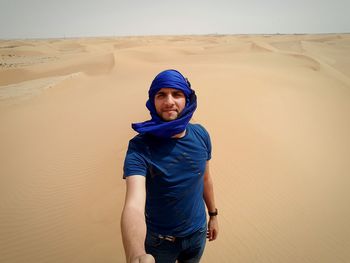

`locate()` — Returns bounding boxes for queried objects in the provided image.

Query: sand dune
[0,73,81,105]
[0,51,115,86]
[0,34,349,263]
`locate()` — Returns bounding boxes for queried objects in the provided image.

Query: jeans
[145,225,207,263]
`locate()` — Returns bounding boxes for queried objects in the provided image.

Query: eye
[173,92,184,98]
[155,93,165,98]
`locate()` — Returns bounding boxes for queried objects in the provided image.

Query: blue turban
[132,69,197,138]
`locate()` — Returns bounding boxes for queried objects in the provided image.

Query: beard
[158,109,179,121]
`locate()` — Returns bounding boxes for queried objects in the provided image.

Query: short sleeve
[196,124,212,160]
[123,139,148,178]
[204,128,212,160]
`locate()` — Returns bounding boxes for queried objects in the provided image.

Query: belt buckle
[158,234,176,242]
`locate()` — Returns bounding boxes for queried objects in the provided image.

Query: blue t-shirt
[123,123,212,237]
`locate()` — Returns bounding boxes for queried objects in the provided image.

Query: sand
[0,34,349,263]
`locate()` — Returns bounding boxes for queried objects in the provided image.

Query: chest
[145,138,208,182]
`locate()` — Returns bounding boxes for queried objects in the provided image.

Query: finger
[208,229,214,241]
[211,229,217,241]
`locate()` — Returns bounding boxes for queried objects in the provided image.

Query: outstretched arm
[203,161,219,241]
[121,175,155,263]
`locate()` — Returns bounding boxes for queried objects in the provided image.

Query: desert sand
[0,34,349,263]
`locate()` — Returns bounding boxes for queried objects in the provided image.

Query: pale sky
[0,0,349,39]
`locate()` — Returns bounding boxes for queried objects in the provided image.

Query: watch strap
[208,208,218,217]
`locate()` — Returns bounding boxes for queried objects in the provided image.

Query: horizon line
[1,32,349,41]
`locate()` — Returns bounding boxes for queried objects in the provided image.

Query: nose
[164,94,175,106]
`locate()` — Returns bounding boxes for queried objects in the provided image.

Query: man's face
[154,88,186,121]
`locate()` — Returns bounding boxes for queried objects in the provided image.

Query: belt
[157,234,176,242]
[154,225,206,243]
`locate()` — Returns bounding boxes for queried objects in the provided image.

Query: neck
[171,129,186,139]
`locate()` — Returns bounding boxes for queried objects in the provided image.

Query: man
[121,69,218,263]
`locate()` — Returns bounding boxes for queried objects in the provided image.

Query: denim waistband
[147,223,207,242]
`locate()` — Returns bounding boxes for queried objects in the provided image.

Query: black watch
[208,208,218,217]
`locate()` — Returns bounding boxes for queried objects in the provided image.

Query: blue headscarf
[132,69,197,138]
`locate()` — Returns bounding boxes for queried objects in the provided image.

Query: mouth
[158,109,179,121]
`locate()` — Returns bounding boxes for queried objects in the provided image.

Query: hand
[207,216,219,241]
[130,254,155,263]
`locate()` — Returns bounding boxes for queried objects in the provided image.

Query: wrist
[208,208,218,217]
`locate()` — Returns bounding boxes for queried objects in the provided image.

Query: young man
[121,69,218,263]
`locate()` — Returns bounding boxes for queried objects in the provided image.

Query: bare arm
[121,175,154,263]
[203,161,219,241]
